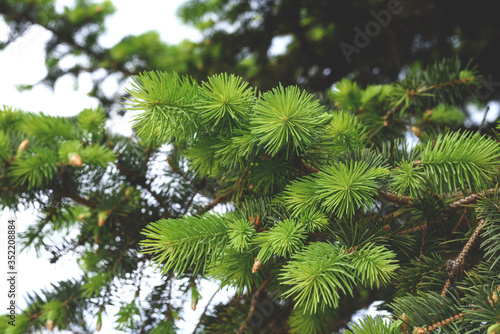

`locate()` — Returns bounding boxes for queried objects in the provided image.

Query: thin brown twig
[141,145,153,175]
[112,226,138,275]
[451,208,468,234]
[419,220,427,261]
[478,106,490,134]
[379,191,412,205]
[64,192,97,209]
[413,312,464,333]
[441,219,486,296]
[237,275,274,334]
[182,190,198,216]
[446,188,496,212]
[115,162,171,216]
[454,219,485,268]
[167,157,190,181]
[398,189,494,236]
[197,176,245,216]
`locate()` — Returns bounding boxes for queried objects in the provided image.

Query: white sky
[0,1,236,334]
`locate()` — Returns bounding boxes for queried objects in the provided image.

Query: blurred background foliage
[2,0,500,117]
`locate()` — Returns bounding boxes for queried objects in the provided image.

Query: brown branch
[441,219,486,296]
[182,190,198,216]
[64,192,97,209]
[115,162,171,217]
[419,220,428,261]
[237,275,274,334]
[197,176,245,215]
[111,226,138,275]
[446,188,496,212]
[451,208,468,234]
[478,106,490,134]
[398,189,495,236]
[167,157,190,181]
[379,191,412,205]
[413,312,464,334]
[166,272,174,321]
[142,145,153,173]
[453,218,485,269]
[441,279,452,297]
[417,77,474,94]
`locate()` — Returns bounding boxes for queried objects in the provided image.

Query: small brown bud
[46,319,55,331]
[252,258,262,273]
[78,213,85,221]
[98,212,108,227]
[191,299,197,311]
[96,318,102,331]
[18,139,29,153]
[488,323,500,334]
[68,153,83,167]
[411,126,422,138]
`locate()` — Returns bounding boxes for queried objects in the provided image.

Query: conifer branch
[166,273,174,321]
[398,189,495,236]
[412,312,464,334]
[452,218,485,268]
[446,188,496,212]
[417,77,474,94]
[237,275,273,334]
[379,191,412,205]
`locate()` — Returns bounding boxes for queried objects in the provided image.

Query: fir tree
[1,57,500,334]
